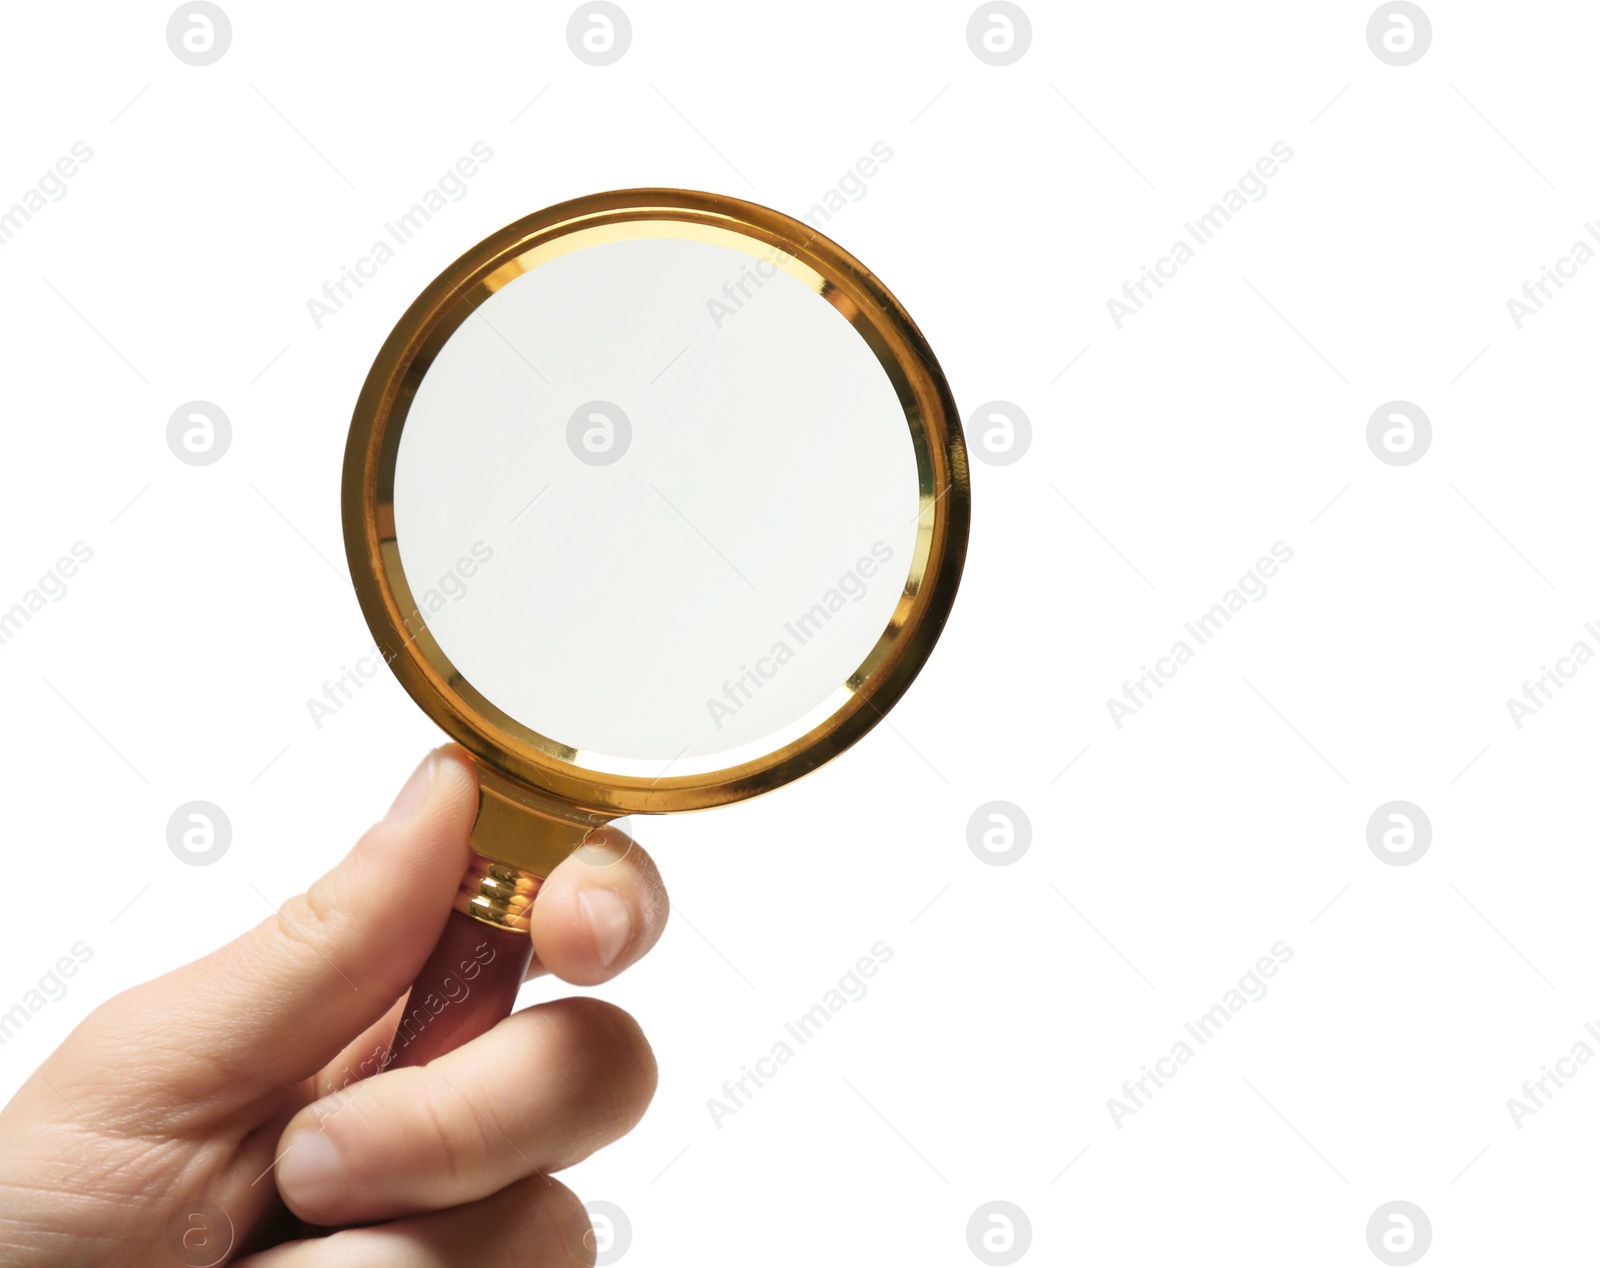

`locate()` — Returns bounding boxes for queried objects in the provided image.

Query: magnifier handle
[384,863,539,1070]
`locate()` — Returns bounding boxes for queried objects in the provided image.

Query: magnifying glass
[341,189,968,1069]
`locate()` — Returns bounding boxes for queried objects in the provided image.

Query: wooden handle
[385,909,534,1069]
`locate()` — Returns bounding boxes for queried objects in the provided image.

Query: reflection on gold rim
[343,189,969,815]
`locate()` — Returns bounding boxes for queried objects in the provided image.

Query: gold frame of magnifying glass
[343,188,969,880]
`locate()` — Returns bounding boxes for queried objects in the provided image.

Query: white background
[1,2,1595,1264]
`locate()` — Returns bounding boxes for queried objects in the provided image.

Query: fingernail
[579,887,633,968]
[278,1129,345,1212]
[384,751,438,823]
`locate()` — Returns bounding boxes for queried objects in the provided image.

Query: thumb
[77,747,480,1104]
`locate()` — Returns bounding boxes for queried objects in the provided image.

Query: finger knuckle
[271,883,343,961]
[416,1074,489,1188]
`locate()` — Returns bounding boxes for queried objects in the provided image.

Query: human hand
[0,746,668,1266]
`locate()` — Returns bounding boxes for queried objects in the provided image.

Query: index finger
[525,826,669,987]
